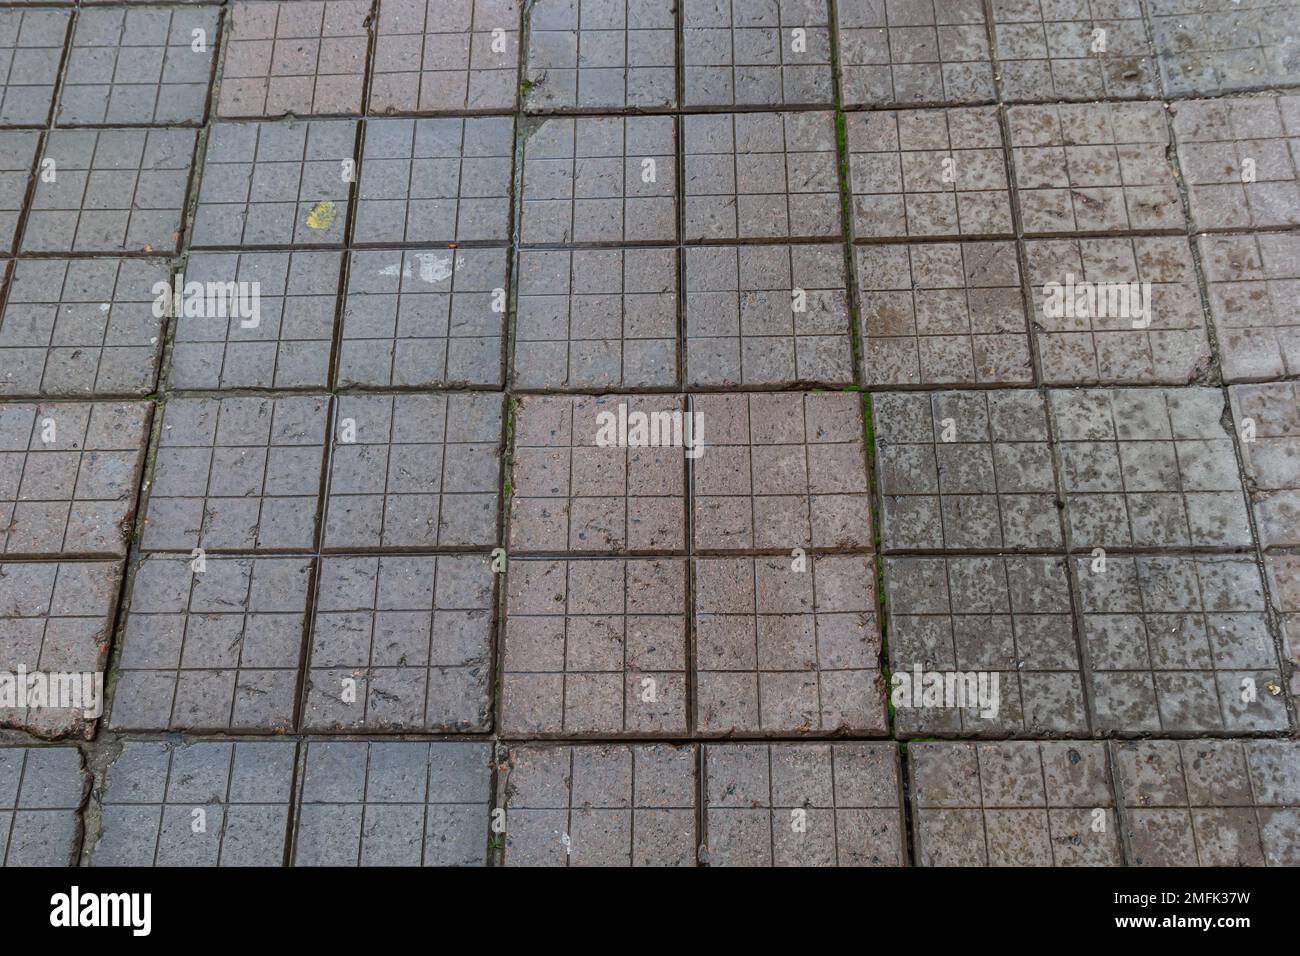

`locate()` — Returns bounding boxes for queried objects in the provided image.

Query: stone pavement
[0,0,1296,868]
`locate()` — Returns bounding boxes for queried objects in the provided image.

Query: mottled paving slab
[111,554,312,732]
[0,401,150,558]
[1076,553,1288,733]
[0,747,86,867]
[304,554,493,732]
[1113,739,1299,865]
[856,240,1031,386]
[910,741,1121,865]
[685,244,852,387]
[514,247,678,391]
[0,133,40,253]
[874,390,1062,552]
[695,555,885,736]
[88,740,295,867]
[323,392,503,550]
[497,743,695,866]
[1200,232,1300,383]
[0,258,167,398]
[847,106,1013,239]
[1230,382,1300,550]
[338,248,506,389]
[1265,554,1300,694]
[293,740,490,866]
[1009,102,1182,235]
[1051,387,1253,549]
[0,9,69,126]
[502,558,686,736]
[1148,0,1300,96]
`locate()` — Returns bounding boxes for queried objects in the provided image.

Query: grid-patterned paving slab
[1265,554,1300,695]
[1230,382,1300,550]
[0,133,40,253]
[1148,0,1300,96]
[1200,232,1300,383]
[0,8,69,126]
[0,747,87,867]
[497,743,696,866]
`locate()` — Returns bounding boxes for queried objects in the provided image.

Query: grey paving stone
[1113,739,1300,865]
[293,740,490,866]
[1076,553,1288,733]
[0,132,40,253]
[910,741,1121,865]
[695,555,886,735]
[856,240,1032,386]
[525,0,674,111]
[1200,232,1300,383]
[847,106,1012,239]
[1173,95,1300,231]
[0,258,167,398]
[356,117,514,246]
[685,111,841,241]
[304,554,493,732]
[24,129,195,255]
[515,247,678,391]
[371,0,520,114]
[497,743,695,866]
[0,747,87,867]
[324,392,503,550]
[1024,236,1212,385]
[837,0,994,107]
[0,9,69,126]
[1009,102,1182,235]
[685,244,852,387]
[169,251,341,391]
[0,561,119,739]
[885,555,1088,736]
[0,401,151,558]
[501,558,687,735]
[1264,554,1300,694]
[57,5,219,126]
[191,120,357,248]
[1148,0,1300,96]
[111,554,312,732]
[88,740,295,867]
[338,248,506,389]
[219,0,369,118]
[509,394,687,554]
[874,390,1062,551]
[1230,382,1300,550]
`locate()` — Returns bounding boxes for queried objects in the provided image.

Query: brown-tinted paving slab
[1113,739,1299,866]
[694,555,885,736]
[685,244,853,388]
[0,401,150,558]
[0,747,87,867]
[1009,101,1182,235]
[501,558,686,736]
[1229,382,1300,550]
[1148,0,1300,97]
[0,8,69,126]
[910,741,1121,865]
[303,554,493,732]
[885,555,1087,736]
[874,389,1062,552]
[371,0,520,114]
[1200,232,1300,383]
[1076,553,1289,733]
[0,133,38,254]
[703,742,904,866]
[1264,554,1300,694]
[0,561,119,739]
[846,106,1013,239]
[496,743,696,866]
[1024,236,1212,385]
[856,240,1032,386]
[111,554,311,732]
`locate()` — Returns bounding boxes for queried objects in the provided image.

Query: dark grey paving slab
[1264,553,1300,695]
[1200,232,1300,383]
[501,558,687,736]
[1148,0,1300,96]
[0,8,69,126]
[111,554,312,732]
[703,742,903,866]
[497,743,695,866]
[87,740,295,867]
[0,747,87,867]
[0,133,40,253]
[303,554,493,732]
[1230,382,1300,550]
[293,740,490,866]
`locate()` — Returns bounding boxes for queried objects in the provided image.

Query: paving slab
[497,743,695,866]
[0,8,69,126]
[1229,382,1300,550]
[1148,0,1300,96]
[0,132,40,253]
[1200,232,1300,383]
[0,747,87,867]
[1264,553,1300,695]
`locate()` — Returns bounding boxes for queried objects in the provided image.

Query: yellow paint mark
[306,200,336,230]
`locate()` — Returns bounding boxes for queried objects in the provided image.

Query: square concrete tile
[1149,0,1300,96]
[111,554,312,732]
[0,258,167,398]
[0,401,150,558]
[0,9,69,126]
[685,244,853,387]
[1230,382,1300,550]
[0,133,40,253]
[324,392,503,550]
[304,554,493,732]
[294,740,490,866]
[0,747,86,867]
[501,558,687,736]
[1200,232,1300,383]
[515,247,678,391]
[857,240,1032,386]
[87,740,295,867]
[910,741,1121,865]
[847,106,1012,239]
[1265,553,1300,694]
[497,743,696,866]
